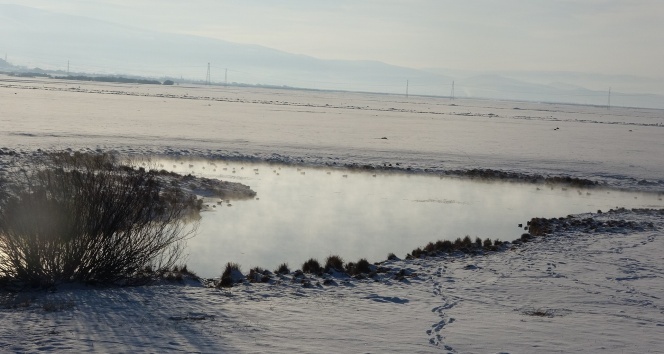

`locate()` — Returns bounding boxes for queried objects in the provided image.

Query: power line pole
[607,87,611,110]
[206,63,211,85]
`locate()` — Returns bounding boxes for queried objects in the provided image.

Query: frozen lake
[157,158,663,278]
[2,75,663,190]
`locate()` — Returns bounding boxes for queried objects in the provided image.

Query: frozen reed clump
[218,262,243,288]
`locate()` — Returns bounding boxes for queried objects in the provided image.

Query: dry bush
[462,236,473,248]
[438,240,453,252]
[355,258,371,274]
[346,258,372,275]
[0,152,197,287]
[423,242,436,253]
[249,267,271,283]
[302,258,322,274]
[219,262,243,288]
[410,247,425,258]
[275,263,290,275]
[324,255,344,272]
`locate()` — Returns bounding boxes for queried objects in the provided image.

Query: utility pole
[206,63,211,85]
[406,80,409,98]
[451,81,455,100]
[607,87,611,110]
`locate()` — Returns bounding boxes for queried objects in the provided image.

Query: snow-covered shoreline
[1,208,661,353]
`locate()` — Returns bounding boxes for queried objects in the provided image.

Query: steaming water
[157,159,663,277]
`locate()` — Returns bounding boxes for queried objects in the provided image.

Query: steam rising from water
[154,158,663,277]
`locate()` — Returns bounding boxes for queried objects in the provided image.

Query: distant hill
[0,58,13,68]
[0,4,451,95]
[1,4,663,109]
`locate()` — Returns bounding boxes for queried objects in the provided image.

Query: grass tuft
[219,262,242,288]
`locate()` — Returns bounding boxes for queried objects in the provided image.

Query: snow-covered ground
[0,209,661,353]
[1,77,663,352]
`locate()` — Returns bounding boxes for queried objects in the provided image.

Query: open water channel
[155,158,663,278]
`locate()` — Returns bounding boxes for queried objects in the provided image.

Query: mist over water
[155,158,663,277]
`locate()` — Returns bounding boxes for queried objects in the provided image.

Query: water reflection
[154,158,663,278]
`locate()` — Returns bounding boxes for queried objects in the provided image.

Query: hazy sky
[5,0,664,77]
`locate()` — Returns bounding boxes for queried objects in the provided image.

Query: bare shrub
[249,267,271,283]
[275,263,290,275]
[462,236,473,248]
[344,262,355,273]
[474,237,483,248]
[355,258,371,274]
[324,255,344,272]
[410,247,425,258]
[438,240,453,252]
[347,258,372,276]
[302,258,322,274]
[0,152,197,287]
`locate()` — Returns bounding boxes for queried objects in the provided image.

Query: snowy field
[2,75,663,189]
[1,76,663,353]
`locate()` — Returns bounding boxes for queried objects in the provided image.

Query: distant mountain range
[1,4,663,109]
